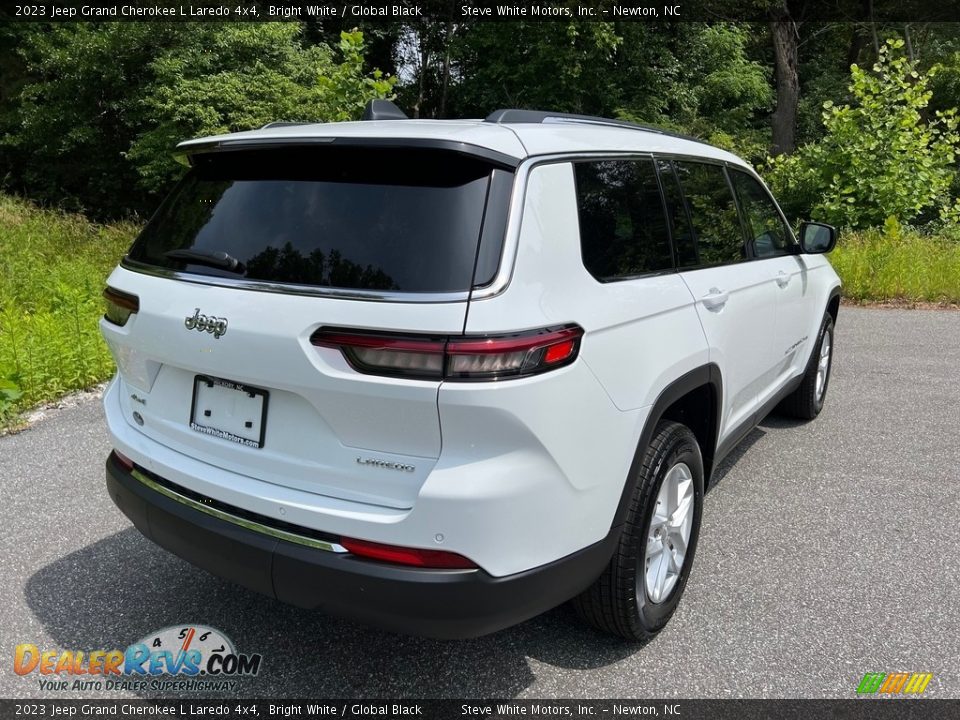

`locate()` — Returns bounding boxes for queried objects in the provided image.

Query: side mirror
[799,222,837,254]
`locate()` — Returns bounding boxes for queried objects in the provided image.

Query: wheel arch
[610,364,722,530]
[826,286,841,325]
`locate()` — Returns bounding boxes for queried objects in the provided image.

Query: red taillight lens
[445,326,583,380]
[103,287,139,327]
[311,325,583,381]
[341,537,476,569]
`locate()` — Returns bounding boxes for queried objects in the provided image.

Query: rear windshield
[127,146,511,293]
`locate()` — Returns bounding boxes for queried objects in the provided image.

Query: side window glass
[573,159,673,281]
[729,170,792,258]
[674,161,745,267]
[656,159,698,268]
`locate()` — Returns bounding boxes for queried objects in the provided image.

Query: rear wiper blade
[164,249,245,274]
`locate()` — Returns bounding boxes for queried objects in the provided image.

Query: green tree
[128,26,394,192]
[4,23,181,216]
[4,23,392,218]
[767,39,960,228]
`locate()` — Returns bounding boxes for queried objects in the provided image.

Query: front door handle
[775,270,791,288]
[701,287,729,311]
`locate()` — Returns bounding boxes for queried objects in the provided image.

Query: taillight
[311,325,583,381]
[103,287,139,327]
[340,537,476,569]
[312,331,446,379]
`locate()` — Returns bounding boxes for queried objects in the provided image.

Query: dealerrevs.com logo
[14,625,262,693]
[856,672,934,695]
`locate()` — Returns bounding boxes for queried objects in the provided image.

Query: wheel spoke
[652,551,669,601]
[663,472,677,516]
[646,531,664,560]
[669,528,687,558]
[668,483,693,528]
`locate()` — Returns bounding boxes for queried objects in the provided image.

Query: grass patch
[0,194,137,426]
[830,227,960,304]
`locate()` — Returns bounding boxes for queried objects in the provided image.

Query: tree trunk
[846,25,866,70]
[439,18,454,118]
[414,31,430,119]
[904,24,915,62]
[769,12,800,156]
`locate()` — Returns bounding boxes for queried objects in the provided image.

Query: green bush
[767,39,960,229]
[0,194,136,426]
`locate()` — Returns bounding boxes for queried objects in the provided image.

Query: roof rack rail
[260,121,313,130]
[483,109,703,145]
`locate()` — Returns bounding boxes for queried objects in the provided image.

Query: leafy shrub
[767,40,960,229]
[0,194,136,425]
[0,378,22,425]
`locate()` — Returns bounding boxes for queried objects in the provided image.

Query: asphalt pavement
[1,306,958,700]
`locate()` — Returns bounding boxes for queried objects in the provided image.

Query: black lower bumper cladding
[104,452,617,639]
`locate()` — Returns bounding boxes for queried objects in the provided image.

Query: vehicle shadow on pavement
[24,528,640,698]
[707,427,765,492]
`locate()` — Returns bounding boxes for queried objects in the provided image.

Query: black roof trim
[484,109,705,145]
[174,137,521,171]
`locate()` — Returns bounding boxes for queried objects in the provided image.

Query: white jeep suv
[101,103,840,640]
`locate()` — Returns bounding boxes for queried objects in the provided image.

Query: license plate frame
[189,375,269,449]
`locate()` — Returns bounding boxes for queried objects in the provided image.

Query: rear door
[102,145,512,509]
[663,159,779,442]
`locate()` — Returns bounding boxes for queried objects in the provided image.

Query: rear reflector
[312,325,583,381]
[340,537,476,569]
[103,287,139,327]
[112,450,135,472]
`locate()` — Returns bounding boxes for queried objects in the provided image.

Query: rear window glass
[127,147,509,293]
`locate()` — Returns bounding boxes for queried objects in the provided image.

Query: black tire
[778,313,835,420]
[573,421,704,641]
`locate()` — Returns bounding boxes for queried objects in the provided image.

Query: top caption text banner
[6,0,960,22]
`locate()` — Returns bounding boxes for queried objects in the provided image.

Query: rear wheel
[778,313,834,420]
[573,421,704,641]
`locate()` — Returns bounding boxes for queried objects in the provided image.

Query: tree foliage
[128,26,394,192]
[3,24,393,216]
[1,20,960,227]
[766,40,960,228]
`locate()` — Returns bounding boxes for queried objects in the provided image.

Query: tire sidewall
[634,429,704,630]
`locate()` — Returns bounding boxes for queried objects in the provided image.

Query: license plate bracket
[189,375,269,449]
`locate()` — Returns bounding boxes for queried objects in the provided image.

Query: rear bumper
[105,452,617,639]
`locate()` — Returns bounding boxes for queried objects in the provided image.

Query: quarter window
[673,161,744,267]
[729,170,793,258]
[574,159,673,281]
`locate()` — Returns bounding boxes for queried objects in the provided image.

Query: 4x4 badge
[184,308,228,339]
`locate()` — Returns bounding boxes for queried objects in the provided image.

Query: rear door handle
[701,287,729,311]
[775,270,791,288]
